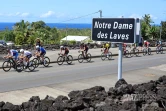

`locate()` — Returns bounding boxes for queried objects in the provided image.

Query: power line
[58,11,100,23]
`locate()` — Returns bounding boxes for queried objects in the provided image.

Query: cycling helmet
[20,49,24,53]
[6,49,10,52]
[60,46,64,49]
[36,46,40,49]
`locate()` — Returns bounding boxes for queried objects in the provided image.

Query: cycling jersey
[24,51,32,59]
[39,47,46,53]
[10,50,18,60]
[64,48,69,55]
[105,43,109,48]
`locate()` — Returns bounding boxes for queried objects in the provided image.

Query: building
[60,35,90,44]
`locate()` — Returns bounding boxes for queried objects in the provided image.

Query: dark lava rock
[115,78,128,88]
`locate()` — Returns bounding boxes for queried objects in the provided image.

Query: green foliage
[27,35,36,45]
[0,15,166,45]
[161,21,166,40]
[15,34,24,45]
[69,40,76,45]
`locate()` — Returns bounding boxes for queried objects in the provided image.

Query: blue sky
[0,0,165,24]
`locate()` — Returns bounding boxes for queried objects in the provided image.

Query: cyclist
[19,49,32,68]
[35,46,46,63]
[84,44,89,58]
[156,40,162,48]
[60,46,69,56]
[4,49,19,62]
[101,42,109,57]
[123,43,127,55]
[144,40,150,48]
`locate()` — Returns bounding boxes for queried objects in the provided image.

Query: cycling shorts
[65,50,69,55]
[26,54,32,59]
[40,52,46,56]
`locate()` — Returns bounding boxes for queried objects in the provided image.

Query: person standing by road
[34,38,42,50]
[138,37,143,51]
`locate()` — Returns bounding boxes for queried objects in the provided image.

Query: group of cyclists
[3,38,46,69]
[3,38,90,69]
[2,37,163,71]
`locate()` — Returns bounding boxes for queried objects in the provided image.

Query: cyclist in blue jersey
[156,40,162,48]
[4,49,19,61]
[35,46,46,63]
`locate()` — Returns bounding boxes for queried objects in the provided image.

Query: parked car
[0,40,7,46]
[6,41,15,46]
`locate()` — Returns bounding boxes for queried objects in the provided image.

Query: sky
[0,0,166,24]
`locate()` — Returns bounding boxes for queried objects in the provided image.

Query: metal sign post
[91,18,137,80]
[118,43,122,79]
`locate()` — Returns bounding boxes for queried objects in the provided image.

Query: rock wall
[0,76,166,111]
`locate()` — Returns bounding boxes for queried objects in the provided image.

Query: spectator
[138,37,143,51]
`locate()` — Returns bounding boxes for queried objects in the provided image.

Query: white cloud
[40,11,55,18]
[20,13,29,17]
[4,12,29,17]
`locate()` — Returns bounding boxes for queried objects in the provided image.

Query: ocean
[0,22,92,30]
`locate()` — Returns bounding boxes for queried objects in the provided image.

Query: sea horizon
[0,22,161,31]
[0,22,92,30]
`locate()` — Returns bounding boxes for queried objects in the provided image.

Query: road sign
[92,18,136,43]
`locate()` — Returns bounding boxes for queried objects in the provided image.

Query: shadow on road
[24,70,39,73]
[38,66,53,68]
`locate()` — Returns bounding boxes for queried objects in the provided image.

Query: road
[0,51,165,93]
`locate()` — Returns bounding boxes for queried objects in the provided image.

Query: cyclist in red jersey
[144,40,150,48]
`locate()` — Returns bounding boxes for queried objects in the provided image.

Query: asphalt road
[0,52,165,93]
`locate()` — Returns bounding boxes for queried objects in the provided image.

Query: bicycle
[143,47,151,56]
[2,57,17,72]
[57,53,73,65]
[156,46,163,54]
[78,50,91,63]
[101,49,112,61]
[16,59,36,72]
[33,55,50,68]
[130,47,139,57]
[123,50,130,58]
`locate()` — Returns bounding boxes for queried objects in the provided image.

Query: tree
[161,21,166,40]
[15,34,24,45]
[141,14,154,40]
[146,26,159,40]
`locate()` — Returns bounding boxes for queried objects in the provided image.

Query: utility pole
[160,21,162,41]
[99,10,102,18]
[66,25,68,45]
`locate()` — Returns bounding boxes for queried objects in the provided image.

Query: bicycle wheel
[148,48,151,55]
[33,58,39,68]
[57,56,64,65]
[43,57,50,67]
[101,53,106,61]
[156,47,159,54]
[28,60,35,71]
[16,62,24,72]
[78,54,84,63]
[86,53,91,62]
[2,61,11,72]
[130,50,134,57]
[125,50,129,57]
[160,47,163,54]
[135,49,139,56]
[143,49,146,56]
[108,52,112,60]
[66,55,73,64]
